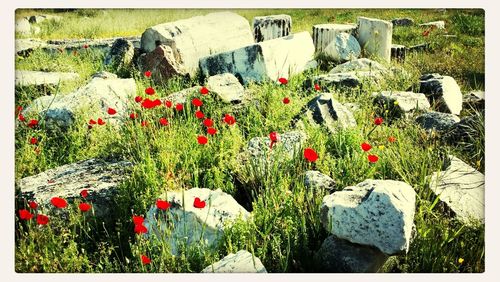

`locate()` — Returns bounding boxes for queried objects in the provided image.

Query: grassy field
[15,9,484,273]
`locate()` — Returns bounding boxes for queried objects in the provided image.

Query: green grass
[15,9,484,273]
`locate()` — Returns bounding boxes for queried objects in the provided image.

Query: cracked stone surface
[201,250,267,273]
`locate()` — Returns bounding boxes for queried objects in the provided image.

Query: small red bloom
[278,77,288,85]
[207,127,217,135]
[132,215,144,225]
[79,202,92,212]
[141,121,149,127]
[18,114,26,122]
[36,214,49,225]
[27,119,38,128]
[203,118,214,127]
[192,98,203,107]
[144,71,152,78]
[135,96,143,103]
[283,97,290,104]
[83,44,89,49]
[304,148,318,163]
[28,201,38,209]
[193,197,206,209]
[145,87,155,95]
[80,189,89,198]
[269,132,280,143]
[30,137,38,145]
[422,29,431,37]
[19,209,33,220]
[51,197,67,208]
[134,224,148,234]
[195,110,205,119]
[97,118,105,125]
[141,255,151,265]
[130,113,137,119]
[374,117,384,126]
[200,87,209,95]
[175,103,184,111]
[89,119,97,125]
[368,155,379,163]
[197,135,208,145]
[361,142,372,152]
[156,199,171,211]
[107,107,117,115]
[223,114,236,125]
[165,100,173,108]
[314,84,321,91]
[159,117,169,126]
[17,106,23,113]
[388,136,396,143]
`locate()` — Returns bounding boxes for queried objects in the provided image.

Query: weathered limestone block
[356,17,393,63]
[252,14,292,42]
[312,24,357,53]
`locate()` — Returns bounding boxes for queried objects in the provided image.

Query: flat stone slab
[329,58,388,74]
[199,32,315,85]
[144,188,250,255]
[201,250,267,273]
[206,73,245,103]
[15,70,79,87]
[320,179,416,255]
[18,159,133,217]
[314,235,388,272]
[420,73,462,115]
[428,156,484,223]
[415,111,460,132]
[419,21,445,29]
[373,91,430,118]
[305,170,336,191]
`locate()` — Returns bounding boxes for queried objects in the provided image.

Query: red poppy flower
[132,215,144,225]
[27,119,38,128]
[314,84,321,91]
[223,114,236,125]
[18,114,26,122]
[283,97,290,104]
[165,100,173,108]
[159,117,168,126]
[83,44,89,49]
[156,199,171,211]
[422,29,431,37]
[36,214,49,225]
[107,107,117,115]
[19,209,33,220]
[175,103,183,111]
[80,189,88,198]
[203,118,213,127]
[141,255,151,265]
[17,106,23,113]
[278,77,288,85]
[30,137,38,145]
[368,154,379,163]
[269,132,280,142]
[134,224,148,234]
[144,71,152,78]
[304,148,318,162]
[374,117,383,126]
[192,98,203,107]
[388,136,396,143]
[207,127,217,135]
[97,118,105,125]
[197,135,208,145]
[200,87,209,95]
[135,96,143,103]
[195,110,205,119]
[145,87,155,95]
[361,142,372,152]
[28,201,38,209]
[141,98,160,109]
[193,197,206,209]
[130,113,137,119]
[51,197,67,208]
[79,202,92,212]
[141,121,149,127]
[89,119,97,125]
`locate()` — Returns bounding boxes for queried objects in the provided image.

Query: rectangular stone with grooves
[199,32,315,85]
[356,17,393,63]
[253,14,292,42]
[312,24,357,53]
[140,12,254,76]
